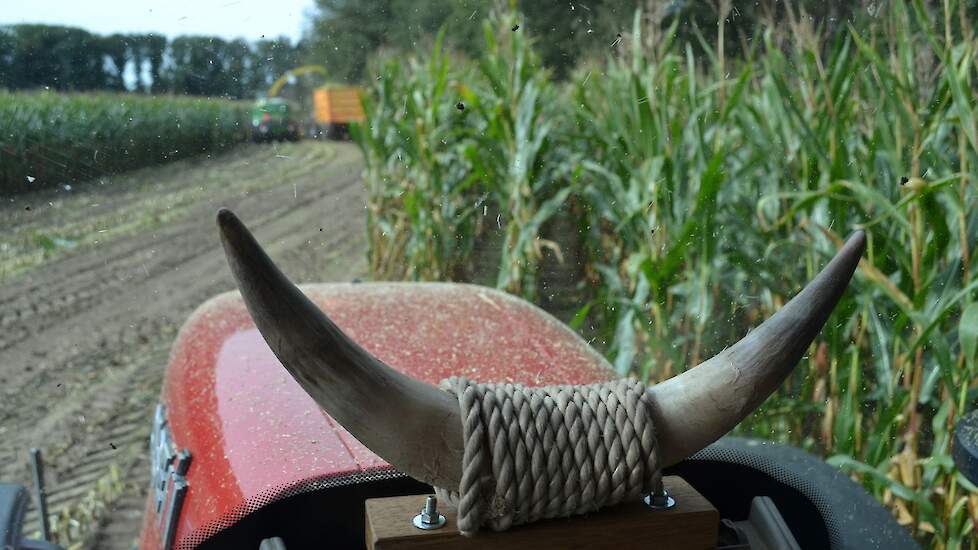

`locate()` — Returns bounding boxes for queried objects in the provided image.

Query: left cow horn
[216,208,464,489]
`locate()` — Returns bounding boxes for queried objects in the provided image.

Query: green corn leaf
[960,302,978,370]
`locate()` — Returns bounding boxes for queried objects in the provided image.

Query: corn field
[0,91,248,194]
[354,2,978,546]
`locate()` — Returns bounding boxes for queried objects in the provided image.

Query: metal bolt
[413,495,447,530]
[643,482,676,510]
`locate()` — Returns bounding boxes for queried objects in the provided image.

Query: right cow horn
[647,230,866,466]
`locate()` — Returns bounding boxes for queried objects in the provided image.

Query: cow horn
[216,208,464,488]
[217,208,863,489]
[648,229,865,466]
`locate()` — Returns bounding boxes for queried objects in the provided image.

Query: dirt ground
[0,141,367,548]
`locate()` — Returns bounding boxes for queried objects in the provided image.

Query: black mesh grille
[176,467,406,549]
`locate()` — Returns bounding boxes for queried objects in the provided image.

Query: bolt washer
[644,490,676,510]
[413,495,447,530]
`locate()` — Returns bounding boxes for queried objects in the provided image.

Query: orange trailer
[312,86,365,140]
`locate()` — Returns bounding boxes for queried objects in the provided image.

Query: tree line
[4,1,963,96]
[0,24,304,98]
[305,0,869,82]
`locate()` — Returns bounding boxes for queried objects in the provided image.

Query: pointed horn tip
[216,208,253,254]
[216,207,240,233]
[840,229,867,264]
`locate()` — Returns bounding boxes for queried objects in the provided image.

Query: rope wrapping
[437,377,661,536]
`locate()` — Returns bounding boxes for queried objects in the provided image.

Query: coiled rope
[436,377,661,536]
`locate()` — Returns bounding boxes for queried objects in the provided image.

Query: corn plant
[355,11,576,299]
[740,2,978,544]
[0,91,248,194]
[460,11,575,299]
[355,2,978,545]
[573,11,751,375]
[353,31,482,281]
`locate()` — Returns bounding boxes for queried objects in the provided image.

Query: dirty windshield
[1,1,977,549]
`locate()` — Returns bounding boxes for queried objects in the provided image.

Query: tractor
[8,210,978,549]
[132,211,924,549]
[262,65,365,141]
[250,98,300,143]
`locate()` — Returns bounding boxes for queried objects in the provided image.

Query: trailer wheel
[324,123,350,141]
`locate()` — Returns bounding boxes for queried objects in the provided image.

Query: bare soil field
[0,141,367,548]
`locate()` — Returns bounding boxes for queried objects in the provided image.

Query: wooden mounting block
[365,476,718,550]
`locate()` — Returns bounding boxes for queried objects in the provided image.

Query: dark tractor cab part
[953,410,978,485]
[0,449,63,550]
[189,437,916,550]
[666,437,920,550]
[0,484,63,550]
[0,483,29,548]
[718,496,801,550]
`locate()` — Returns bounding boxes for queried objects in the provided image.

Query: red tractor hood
[147,282,615,548]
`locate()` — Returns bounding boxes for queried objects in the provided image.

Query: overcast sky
[0,0,317,42]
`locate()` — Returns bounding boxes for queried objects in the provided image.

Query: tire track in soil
[0,141,368,549]
[0,142,335,336]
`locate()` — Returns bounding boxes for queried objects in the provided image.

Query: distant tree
[306,0,389,82]
[102,34,130,90]
[127,34,153,92]
[6,25,58,89]
[304,0,646,81]
[59,27,107,90]
[635,0,865,59]
[387,0,484,57]
[517,0,639,79]
[224,38,251,99]
[306,0,484,82]
[251,37,304,95]
[144,34,167,93]
[164,36,235,96]
[0,28,14,89]
[303,0,885,82]
[128,36,144,91]
[2,25,106,90]
[0,24,304,98]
